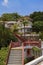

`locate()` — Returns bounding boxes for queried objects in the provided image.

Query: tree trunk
[24,24,25,39]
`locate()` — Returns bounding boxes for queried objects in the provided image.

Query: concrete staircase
[7,49,22,65]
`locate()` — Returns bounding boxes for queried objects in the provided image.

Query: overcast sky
[0,0,43,16]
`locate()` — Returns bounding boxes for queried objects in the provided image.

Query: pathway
[7,47,23,65]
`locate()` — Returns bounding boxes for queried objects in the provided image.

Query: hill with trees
[0,12,43,22]
[0,12,43,40]
[29,11,43,40]
[29,11,43,22]
[0,13,21,21]
[0,13,32,21]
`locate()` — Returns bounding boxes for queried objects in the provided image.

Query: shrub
[24,56,34,64]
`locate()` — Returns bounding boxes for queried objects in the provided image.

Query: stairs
[7,48,22,65]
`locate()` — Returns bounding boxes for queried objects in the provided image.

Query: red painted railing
[11,42,20,48]
[14,34,41,48]
[23,40,41,48]
[14,34,26,42]
[22,43,24,65]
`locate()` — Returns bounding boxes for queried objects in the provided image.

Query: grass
[0,47,9,65]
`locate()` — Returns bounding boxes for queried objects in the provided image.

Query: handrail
[6,33,26,65]
[6,42,12,65]
[14,34,26,42]
[11,42,21,48]
[22,43,24,65]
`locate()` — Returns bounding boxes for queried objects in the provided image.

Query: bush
[0,23,18,49]
[0,47,9,65]
[24,56,34,64]
[39,32,43,40]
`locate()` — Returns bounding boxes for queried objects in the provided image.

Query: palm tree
[22,20,28,38]
[11,23,19,34]
[2,15,7,32]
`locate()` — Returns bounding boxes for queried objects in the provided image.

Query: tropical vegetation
[0,47,9,65]
[0,11,43,65]
[0,22,18,49]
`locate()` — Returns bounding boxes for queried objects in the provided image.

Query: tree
[1,13,21,21]
[0,23,11,47]
[11,23,19,33]
[22,20,28,38]
[0,17,2,21]
[32,21,43,33]
[30,11,43,22]
[39,32,43,40]
[0,23,18,49]
[13,13,21,21]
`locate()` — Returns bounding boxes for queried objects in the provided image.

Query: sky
[0,0,43,16]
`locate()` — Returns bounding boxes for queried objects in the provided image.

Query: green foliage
[32,21,43,33]
[24,56,34,64]
[32,46,40,52]
[0,24,10,47]
[30,11,43,22]
[0,11,43,22]
[22,20,29,38]
[24,58,28,64]
[0,17,2,21]
[11,24,19,33]
[39,32,43,40]
[32,46,41,58]
[22,20,29,26]
[0,47,9,65]
[1,13,21,21]
[0,23,18,49]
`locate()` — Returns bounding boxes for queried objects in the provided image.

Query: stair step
[10,53,22,55]
[8,62,22,63]
[7,49,22,65]
[9,55,22,58]
[7,64,22,65]
[8,58,22,60]
[11,50,22,52]
[8,61,22,63]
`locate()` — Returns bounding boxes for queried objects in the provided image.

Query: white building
[5,21,32,33]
